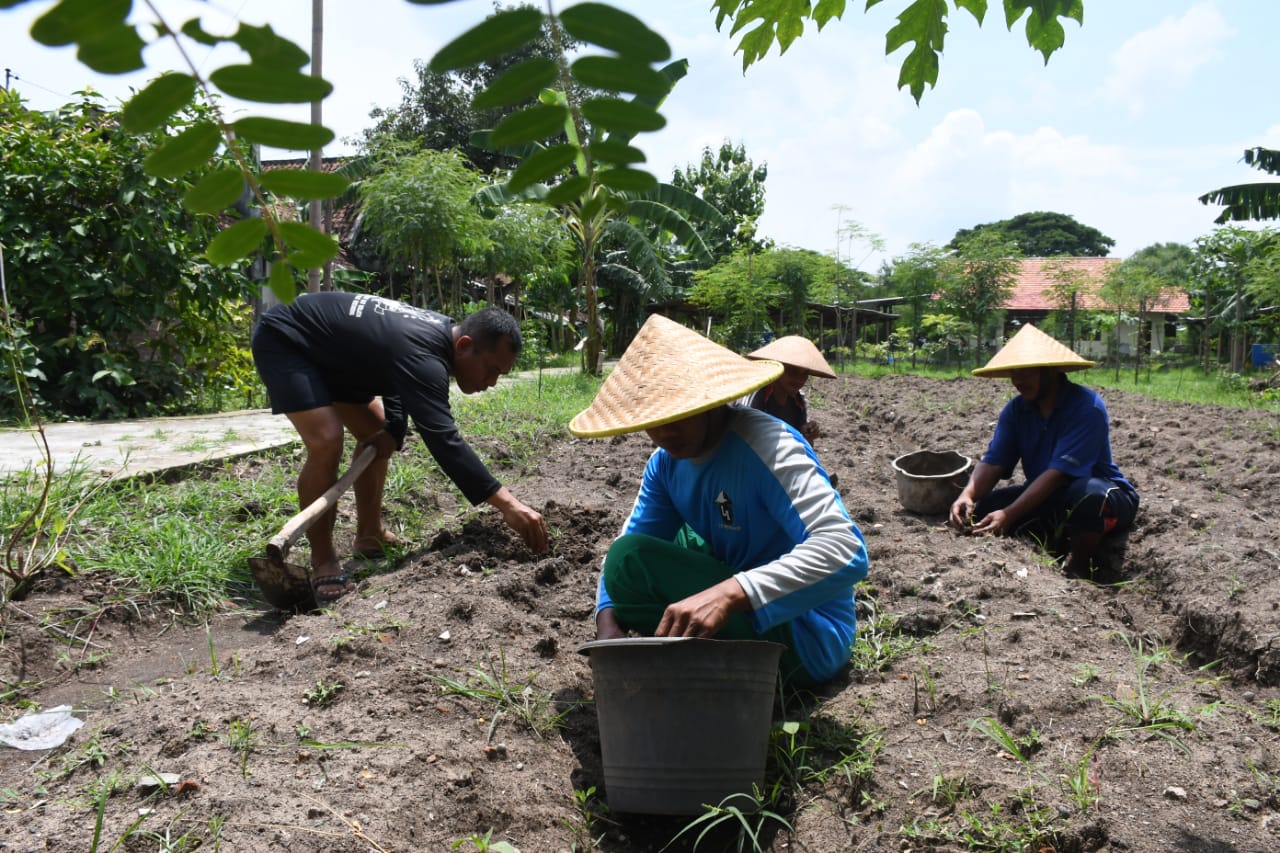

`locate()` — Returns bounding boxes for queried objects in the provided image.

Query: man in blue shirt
[570,314,869,687]
[949,324,1139,577]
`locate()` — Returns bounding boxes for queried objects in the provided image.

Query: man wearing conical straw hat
[744,336,836,444]
[949,324,1139,577]
[569,314,868,687]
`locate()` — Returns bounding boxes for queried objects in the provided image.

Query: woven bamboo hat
[971,323,1095,378]
[747,336,836,378]
[569,314,783,438]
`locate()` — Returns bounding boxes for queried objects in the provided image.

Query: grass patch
[29,371,600,617]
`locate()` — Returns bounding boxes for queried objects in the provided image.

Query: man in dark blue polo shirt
[949,324,1139,577]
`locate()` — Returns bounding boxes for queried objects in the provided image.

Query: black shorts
[252,326,373,414]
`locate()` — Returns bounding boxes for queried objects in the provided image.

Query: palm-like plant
[431,4,728,372]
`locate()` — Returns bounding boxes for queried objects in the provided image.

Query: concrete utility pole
[307,0,326,293]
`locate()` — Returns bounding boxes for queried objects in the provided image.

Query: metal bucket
[891,449,973,515]
[578,637,783,815]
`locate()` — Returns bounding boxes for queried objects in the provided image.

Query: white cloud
[1102,2,1233,113]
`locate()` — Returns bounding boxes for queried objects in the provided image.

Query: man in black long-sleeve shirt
[253,292,548,603]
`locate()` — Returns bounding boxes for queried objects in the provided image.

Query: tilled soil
[2,372,1278,852]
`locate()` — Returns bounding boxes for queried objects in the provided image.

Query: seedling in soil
[226,718,257,778]
[303,679,345,707]
[561,785,613,851]
[1071,662,1101,687]
[1060,746,1102,812]
[451,828,519,852]
[663,788,792,853]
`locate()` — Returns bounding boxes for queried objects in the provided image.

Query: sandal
[352,532,402,560]
[310,570,355,605]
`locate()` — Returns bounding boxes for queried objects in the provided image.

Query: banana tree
[430,3,706,373]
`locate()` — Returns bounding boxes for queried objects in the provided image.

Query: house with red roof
[999,257,1191,359]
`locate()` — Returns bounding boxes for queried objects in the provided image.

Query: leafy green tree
[357,144,491,311]
[0,91,254,420]
[1040,259,1094,350]
[1100,248,1184,381]
[1191,227,1279,373]
[671,141,768,258]
[689,246,849,348]
[887,243,947,367]
[473,201,575,314]
[362,4,584,174]
[689,250,779,350]
[710,0,1085,102]
[5,0,1087,307]
[937,232,1021,365]
[949,211,1115,257]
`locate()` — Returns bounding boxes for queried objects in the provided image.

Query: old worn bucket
[578,637,783,815]
[891,449,973,515]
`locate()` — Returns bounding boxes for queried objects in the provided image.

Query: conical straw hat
[971,323,1095,378]
[747,336,836,378]
[569,314,783,438]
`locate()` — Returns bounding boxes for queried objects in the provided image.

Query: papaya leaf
[429,7,544,73]
[182,167,245,214]
[232,117,335,150]
[259,169,349,200]
[206,218,267,265]
[570,56,671,97]
[209,64,333,104]
[121,73,197,133]
[473,57,559,110]
[142,122,222,179]
[558,3,671,63]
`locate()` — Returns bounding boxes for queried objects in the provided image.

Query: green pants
[602,532,816,688]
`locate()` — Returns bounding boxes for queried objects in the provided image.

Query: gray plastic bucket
[578,637,784,815]
[891,449,973,515]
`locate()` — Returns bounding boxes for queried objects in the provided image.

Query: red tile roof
[1006,257,1190,313]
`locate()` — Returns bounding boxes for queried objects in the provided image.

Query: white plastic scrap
[0,705,84,750]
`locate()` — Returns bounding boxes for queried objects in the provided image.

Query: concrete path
[0,363,600,481]
[0,409,300,480]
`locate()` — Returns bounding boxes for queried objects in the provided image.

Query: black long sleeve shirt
[257,292,500,505]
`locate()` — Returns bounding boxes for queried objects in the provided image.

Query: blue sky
[4,0,1277,271]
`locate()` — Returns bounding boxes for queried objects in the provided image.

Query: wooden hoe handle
[266,444,378,566]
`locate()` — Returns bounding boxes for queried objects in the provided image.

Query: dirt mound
[2,373,1278,852]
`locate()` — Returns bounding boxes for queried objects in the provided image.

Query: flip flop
[352,533,402,560]
[310,571,355,605]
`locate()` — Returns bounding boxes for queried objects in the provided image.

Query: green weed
[1087,633,1212,753]
[226,718,257,778]
[450,828,520,852]
[428,649,566,738]
[663,789,792,853]
[303,679,345,707]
